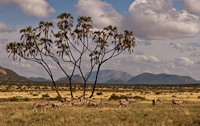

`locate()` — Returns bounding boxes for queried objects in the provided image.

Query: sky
[1,0,200,81]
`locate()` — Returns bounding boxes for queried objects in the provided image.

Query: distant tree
[6,12,135,98]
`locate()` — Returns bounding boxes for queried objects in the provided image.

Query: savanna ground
[0,81,200,126]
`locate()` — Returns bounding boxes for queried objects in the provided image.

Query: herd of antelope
[32,97,184,111]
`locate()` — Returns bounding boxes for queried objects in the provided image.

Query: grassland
[0,82,200,126]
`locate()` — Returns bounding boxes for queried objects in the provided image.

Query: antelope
[152,99,156,106]
[119,99,130,108]
[157,98,164,103]
[172,99,184,106]
[65,97,73,102]
[71,101,85,107]
[33,102,49,111]
[127,98,137,104]
[79,96,85,102]
[52,102,65,109]
[88,99,103,107]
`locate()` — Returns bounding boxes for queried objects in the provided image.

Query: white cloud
[173,43,196,52]
[182,0,200,15]
[75,0,122,29]
[0,21,8,33]
[129,55,161,63]
[174,57,194,66]
[190,51,200,57]
[122,0,200,40]
[0,0,55,18]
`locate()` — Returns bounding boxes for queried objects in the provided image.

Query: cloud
[0,38,8,44]
[127,55,161,64]
[0,0,55,18]
[134,50,144,55]
[174,57,194,66]
[173,43,196,52]
[190,51,200,57]
[0,21,17,33]
[182,0,200,15]
[0,21,8,33]
[137,40,151,46]
[121,0,200,40]
[75,0,122,29]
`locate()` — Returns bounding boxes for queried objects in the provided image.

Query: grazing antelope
[52,102,65,109]
[172,99,184,107]
[65,97,74,102]
[157,98,164,103]
[152,99,156,106]
[88,99,103,107]
[79,96,85,102]
[71,101,85,107]
[119,99,130,108]
[127,98,137,104]
[33,102,49,111]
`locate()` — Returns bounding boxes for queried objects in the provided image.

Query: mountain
[29,77,51,82]
[104,79,125,84]
[127,73,200,84]
[85,69,133,83]
[0,66,28,81]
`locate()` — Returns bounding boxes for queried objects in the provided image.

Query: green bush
[33,94,38,96]
[96,92,103,95]
[155,92,161,95]
[109,93,128,100]
[133,96,145,100]
[23,97,30,101]
[42,94,50,98]
[10,96,19,102]
[109,93,120,100]
[50,95,62,101]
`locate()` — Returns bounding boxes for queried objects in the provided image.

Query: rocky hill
[104,79,125,84]
[29,77,51,82]
[127,73,200,84]
[85,69,133,83]
[56,75,92,83]
[0,66,28,81]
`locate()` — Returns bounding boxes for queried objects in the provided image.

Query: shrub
[172,95,176,97]
[109,93,120,100]
[10,96,19,102]
[155,92,161,95]
[23,97,30,101]
[133,96,145,100]
[42,94,50,98]
[33,94,38,96]
[50,95,62,101]
[96,92,103,95]
[198,96,200,99]
[109,93,128,100]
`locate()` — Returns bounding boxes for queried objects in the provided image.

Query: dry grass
[0,90,200,125]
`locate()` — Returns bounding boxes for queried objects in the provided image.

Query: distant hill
[104,79,125,84]
[29,77,51,82]
[56,75,92,83]
[127,73,200,84]
[0,66,28,81]
[85,70,133,83]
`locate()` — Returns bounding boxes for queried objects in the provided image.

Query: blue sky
[1,0,200,81]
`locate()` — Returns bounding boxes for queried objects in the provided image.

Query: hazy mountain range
[0,66,200,84]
